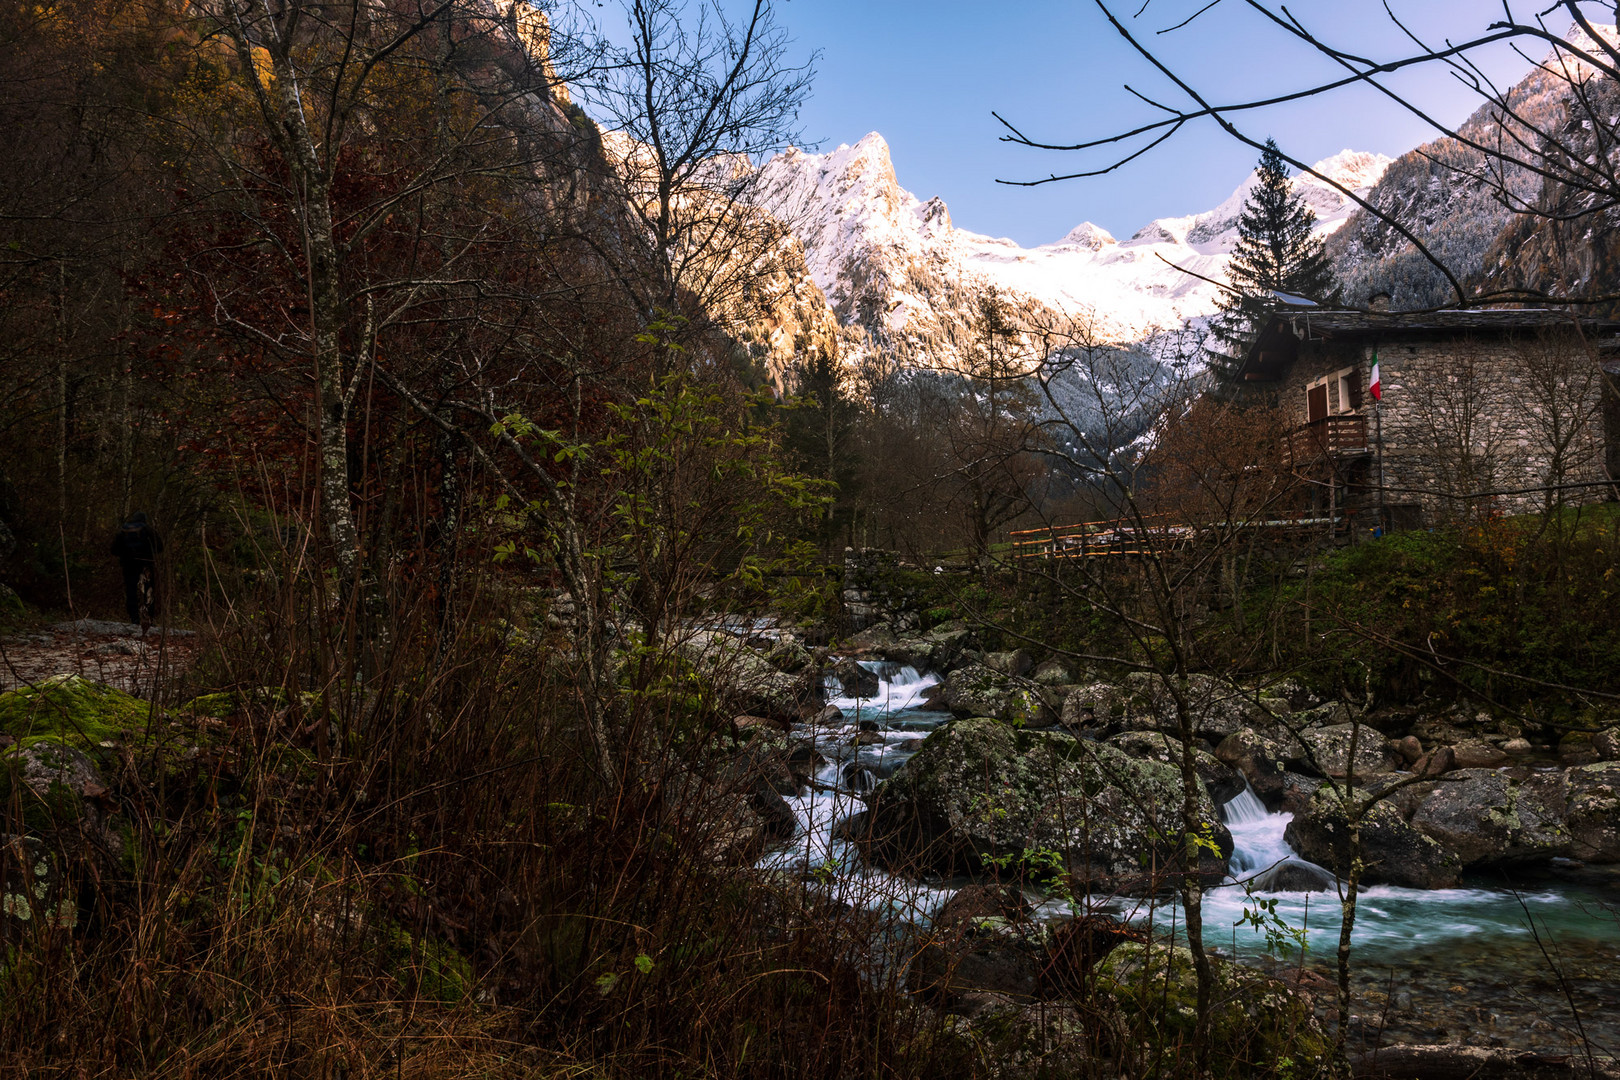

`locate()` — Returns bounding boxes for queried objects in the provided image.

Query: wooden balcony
[1287,415,1369,464]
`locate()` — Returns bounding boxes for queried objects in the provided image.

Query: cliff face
[1328,24,1619,310]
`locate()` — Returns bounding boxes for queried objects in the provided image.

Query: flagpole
[1376,398,1386,534]
[1373,345,1386,535]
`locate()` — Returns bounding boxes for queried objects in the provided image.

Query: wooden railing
[1287,415,1369,463]
[1009,511,1352,560]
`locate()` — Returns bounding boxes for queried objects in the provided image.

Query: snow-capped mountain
[1330,23,1619,310]
[751,132,1391,368]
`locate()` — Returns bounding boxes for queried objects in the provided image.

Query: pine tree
[1208,139,1334,379]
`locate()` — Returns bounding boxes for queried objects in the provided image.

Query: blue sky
[715,1,1549,246]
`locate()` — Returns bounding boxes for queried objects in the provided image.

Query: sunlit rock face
[751,131,1388,369]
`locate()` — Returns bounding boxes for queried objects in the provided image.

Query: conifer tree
[1208,139,1334,378]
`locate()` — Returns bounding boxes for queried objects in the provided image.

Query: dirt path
[0,619,201,698]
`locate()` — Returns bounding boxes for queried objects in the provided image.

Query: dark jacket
[111,518,163,563]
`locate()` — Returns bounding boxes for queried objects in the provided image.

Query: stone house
[1233,307,1620,528]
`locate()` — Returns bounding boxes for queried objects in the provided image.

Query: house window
[1306,367,1361,421]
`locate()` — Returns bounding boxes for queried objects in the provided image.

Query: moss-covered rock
[0,675,150,751]
[1295,723,1401,779]
[858,717,1230,889]
[1284,784,1462,889]
[1107,731,1245,807]
[1566,760,1620,863]
[1408,768,1571,868]
[1095,940,1332,1078]
[942,664,1048,726]
[179,687,291,719]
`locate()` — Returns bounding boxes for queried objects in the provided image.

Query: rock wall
[1273,333,1613,521]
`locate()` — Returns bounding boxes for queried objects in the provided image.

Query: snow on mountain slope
[753,132,1390,367]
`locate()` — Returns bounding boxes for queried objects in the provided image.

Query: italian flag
[1369,353,1382,402]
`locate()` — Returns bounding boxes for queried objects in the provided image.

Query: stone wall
[1272,332,1615,522]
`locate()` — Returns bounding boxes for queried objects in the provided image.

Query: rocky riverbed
[703,617,1620,1060]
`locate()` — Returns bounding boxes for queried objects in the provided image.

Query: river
[758,662,1620,1054]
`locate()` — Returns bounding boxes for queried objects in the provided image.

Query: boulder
[922,623,974,670]
[1413,745,1456,778]
[1059,682,1138,735]
[1595,727,1620,761]
[1284,785,1462,889]
[831,658,879,699]
[942,665,1048,726]
[1106,731,1245,807]
[907,884,1042,1002]
[1408,768,1570,868]
[888,637,937,670]
[1215,727,1293,805]
[1564,761,1620,863]
[858,718,1231,889]
[765,638,813,674]
[1295,723,1401,779]
[1124,673,1265,742]
[845,623,899,655]
[984,650,1034,678]
[14,740,108,801]
[1031,659,1074,686]
[678,631,814,722]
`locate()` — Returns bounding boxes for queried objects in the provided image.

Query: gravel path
[1,620,200,697]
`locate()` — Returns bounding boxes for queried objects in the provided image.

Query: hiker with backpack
[110,511,163,629]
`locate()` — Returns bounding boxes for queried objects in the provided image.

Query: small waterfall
[825,663,941,717]
[1220,784,1337,892]
[758,659,953,921]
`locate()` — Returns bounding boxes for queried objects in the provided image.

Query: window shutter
[1307,383,1328,423]
[1344,368,1363,410]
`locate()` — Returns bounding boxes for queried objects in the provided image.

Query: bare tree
[577,0,816,332]
[995,1,1620,308]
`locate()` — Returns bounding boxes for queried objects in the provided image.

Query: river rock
[1059,682,1137,735]
[1565,761,1620,863]
[1124,672,1265,742]
[984,650,1034,678]
[1559,729,1604,766]
[832,658,879,699]
[858,718,1231,889]
[907,884,1042,1002]
[812,704,844,726]
[942,665,1048,726]
[1295,723,1401,779]
[1408,768,1570,868]
[1284,784,1462,889]
[1106,731,1245,806]
[1031,659,1074,686]
[678,631,815,722]
[1450,740,1509,769]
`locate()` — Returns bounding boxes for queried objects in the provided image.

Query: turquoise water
[762,663,1620,1052]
